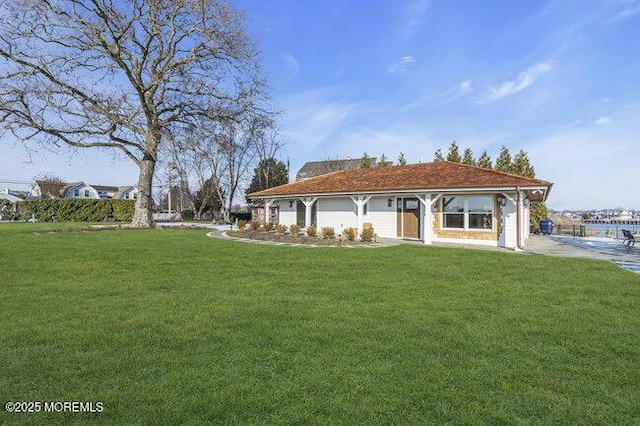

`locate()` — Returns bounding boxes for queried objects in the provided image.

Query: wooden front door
[397,198,420,238]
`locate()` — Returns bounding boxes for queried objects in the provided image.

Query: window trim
[441,195,494,232]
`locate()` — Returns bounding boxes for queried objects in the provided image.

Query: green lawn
[0,223,638,425]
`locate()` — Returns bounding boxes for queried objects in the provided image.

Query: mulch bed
[229,230,368,246]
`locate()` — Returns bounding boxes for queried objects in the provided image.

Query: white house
[249,161,553,250]
[0,189,24,203]
[30,181,137,200]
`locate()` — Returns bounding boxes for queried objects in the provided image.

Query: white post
[415,193,443,244]
[301,197,317,228]
[264,199,274,223]
[350,195,372,236]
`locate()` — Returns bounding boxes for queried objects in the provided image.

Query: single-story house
[249,161,552,250]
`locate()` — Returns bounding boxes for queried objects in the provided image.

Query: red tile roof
[250,161,552,199]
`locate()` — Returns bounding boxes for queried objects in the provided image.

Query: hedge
[16,199,135,222]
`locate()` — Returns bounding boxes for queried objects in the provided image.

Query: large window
[442,196,493,230]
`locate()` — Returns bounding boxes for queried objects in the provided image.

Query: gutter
[516,186,525,250]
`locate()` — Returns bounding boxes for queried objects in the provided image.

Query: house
[0,189,25,203]
[249,161,552,250]
[295,157,381,181]
[30,181,137,200]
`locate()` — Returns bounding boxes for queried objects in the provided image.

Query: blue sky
[2,0,640,210]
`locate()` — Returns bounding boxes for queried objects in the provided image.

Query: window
[84,189,90,198]
[442,196,493,230]
[467,196,493,230]
[442,197,465,228]
[73,189,79,197]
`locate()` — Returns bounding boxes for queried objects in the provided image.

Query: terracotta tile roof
[250,161,552,199]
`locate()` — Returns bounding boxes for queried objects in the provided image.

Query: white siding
[65,184,98,199]
[367,196,397,238]
[316,197,357,234]
[278,199,296,226]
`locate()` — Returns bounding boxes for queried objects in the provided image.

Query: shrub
[275,224,288,234]
[249,220,261,231]
[289,224,301,235]
[361,222,375,242]
[181,209,194,221]
[238,219,246,230]
[263,221,274,231]
[15,199,135,222]
[306,225,317,237]
[321,227,335,239]
[343,227,357,241]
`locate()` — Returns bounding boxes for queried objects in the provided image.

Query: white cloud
[387,56,417,74]
[282,53,300,79]
[526,110,640,210]
[459,79,473,94]
[595,116,611,125]
[485,61,554,102]
[609,4,640,23]
[400,79,472,112]
[403,0,431,38]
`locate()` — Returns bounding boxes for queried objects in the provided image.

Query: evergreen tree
[494,146,513,172]
[397,152,407,166]
[446,141,462,163]
[433,148,444,162]
[377,153,390,167]
[361,152,373,169]
[477,150,493,169]
[511,150,535,177]
[245,158,289,203]
[462,147,476,166]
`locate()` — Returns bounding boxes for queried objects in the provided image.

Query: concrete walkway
[525,234,640,273]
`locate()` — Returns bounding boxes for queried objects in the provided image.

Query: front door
[397,198,420,238]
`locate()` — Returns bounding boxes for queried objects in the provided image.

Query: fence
[554,224,640,239]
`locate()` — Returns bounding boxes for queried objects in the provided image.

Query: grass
[0,223,638,425]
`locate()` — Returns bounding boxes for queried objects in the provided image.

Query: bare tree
[0,0,266,227]
[32,172,67,198]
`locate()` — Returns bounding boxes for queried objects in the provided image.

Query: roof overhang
[252,184,552,202]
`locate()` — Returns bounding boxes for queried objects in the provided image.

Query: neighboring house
[30,181,137,200]
[249,161,552,250]
[295,157,379,181]
[0,189,24,203]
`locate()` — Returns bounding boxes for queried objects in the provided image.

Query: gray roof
[296,158,379,181]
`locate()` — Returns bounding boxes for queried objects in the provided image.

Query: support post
[264,199,274,223]
[301,197,317,228]
[415,193,443,244]
[350,195,372,236]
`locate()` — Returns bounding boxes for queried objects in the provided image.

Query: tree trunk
[131,158,156,228]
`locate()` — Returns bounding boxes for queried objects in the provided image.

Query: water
[582,223,640,239]
[553,223,640,238]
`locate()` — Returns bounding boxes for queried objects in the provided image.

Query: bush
[238,219,246,230]
[361,222,375,242]
[263,221,274,231]
[275,224,288,234]
[306,225,317,237]
[289,224,301,235]
[181,209,194,221]
[321,227,335,239]
[249,220,261,231]
[343,227,357,241]
[15,199,135,222]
